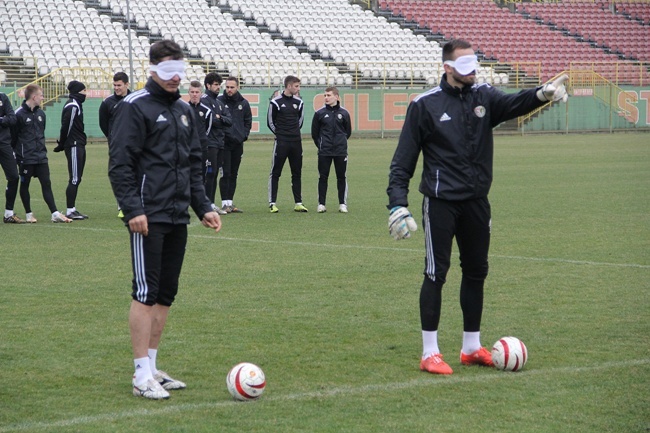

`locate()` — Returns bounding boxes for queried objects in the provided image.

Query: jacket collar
[441,73,473,96]
[145,77,181,103]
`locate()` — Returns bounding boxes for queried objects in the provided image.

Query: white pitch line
[1,358,647,433]
[50,225,650,269]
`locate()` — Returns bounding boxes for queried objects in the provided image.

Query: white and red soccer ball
[491,337,528,372]
[226,362,266,401]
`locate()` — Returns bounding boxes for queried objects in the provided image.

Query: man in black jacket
[99,72,131,218]
[56,80,88,220]
[109,40,221,400]
[267,75,307,213]
[99,72,131,140]
[218,76,252,213]
[13,84,71,223]
[387,39,568,375]
[311,86,351,214]
[201,72,231,215]
[0,92,22,223]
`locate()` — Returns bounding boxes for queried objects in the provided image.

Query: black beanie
[67,80,86,94]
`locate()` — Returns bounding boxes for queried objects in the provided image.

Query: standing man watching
[218,76,252,213]
[13,84,71,223]
[99,72,131,218]
[99,72,131,140]
[202,72,231,215]
[187,80,210,168]
[55,80,88,220]
[267,75,306,213]
[311,86,351,214]
[0,91,22,223]
[109,40,222,400]
[387,39,569,375]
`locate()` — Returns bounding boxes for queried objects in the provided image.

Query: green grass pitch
[0,133,648,432]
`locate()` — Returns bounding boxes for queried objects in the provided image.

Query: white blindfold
[443,55,478,75]
[150,60,186,80]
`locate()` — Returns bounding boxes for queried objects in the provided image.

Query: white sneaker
[154,370,187,390]
[51,211,72,223]
[132,378,170,399]
[338,204,348,213]
[317,204,326,213]
[211,203,227,215]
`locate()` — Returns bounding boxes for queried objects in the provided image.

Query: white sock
[227,200,233,207]
[67,207,75,214]
[462,331,481,355]
[148,348,158,375]
[222,201,228,207]
[134,356,153,386]
[51,211,60,218]
[4,210,13,218]
[26,212,34,219]
[422,330,440,359]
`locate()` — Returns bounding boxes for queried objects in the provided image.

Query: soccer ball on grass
[226,362,266,401]
[491,337,528,372]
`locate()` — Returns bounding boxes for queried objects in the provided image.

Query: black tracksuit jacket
[218,91,252,147]
[0,93,16,146]
[98,89,131,139]
[201,90,232,149]
[108,78,212,224]
[388,74,546,208]
[59,94,87,148]
[311,102,352,156]
[12,101,48,165]
[268,93,303,141]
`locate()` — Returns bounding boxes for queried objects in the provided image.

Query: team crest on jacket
[337,114,343,119]
[199,111,204,117]
[38,116,43,122]
[474,106,486,118]
[293,104,298,109]
[238,104,243,110]
[181,115,189,127]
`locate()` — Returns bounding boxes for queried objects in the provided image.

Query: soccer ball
[491,337,528,372]
[226,362,266,401]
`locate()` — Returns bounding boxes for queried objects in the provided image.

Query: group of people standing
[268,75,352,214]
[1,37,571,399]
[1,80,90,224]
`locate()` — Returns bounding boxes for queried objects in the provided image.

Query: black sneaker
[66,210,88,220]
[3,215,25,224]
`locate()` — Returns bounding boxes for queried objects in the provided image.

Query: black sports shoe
[3,215,25,224]
[66,210,88,220]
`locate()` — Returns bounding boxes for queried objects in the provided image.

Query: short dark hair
[24,84,41,100]
[190,80,202,89]
[325,86,339,96]
[225,76,239,86]
[149,40,183,64]
[204,72,223,87]
[284,75,300,88]
[113,72,129,83]
[442,39,472,62]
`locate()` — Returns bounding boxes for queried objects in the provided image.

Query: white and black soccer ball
[491,337,528,372]
[226,362,266,401]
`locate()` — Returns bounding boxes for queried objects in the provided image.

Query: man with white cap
[386,39,568,375]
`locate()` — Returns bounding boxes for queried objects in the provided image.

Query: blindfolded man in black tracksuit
[387,39,569,375]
